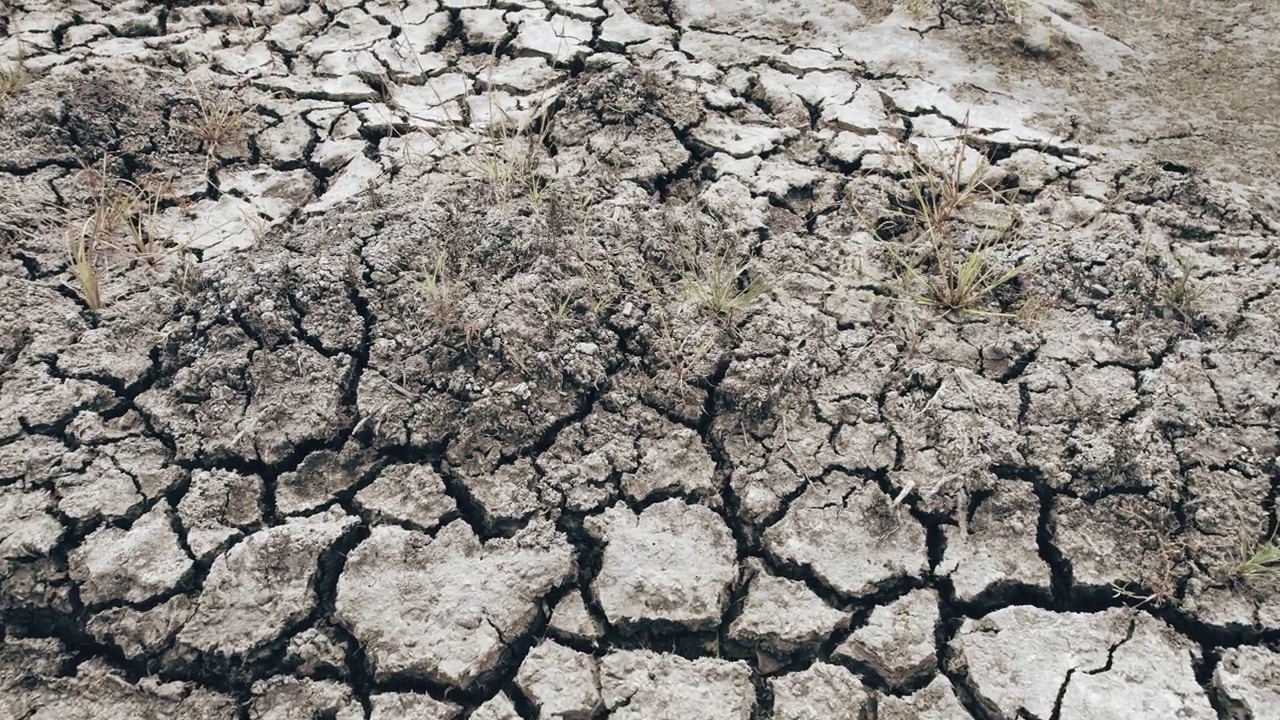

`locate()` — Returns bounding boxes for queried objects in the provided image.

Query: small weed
[421,249,449,300]
[1228,530,1280,584]
[1160,255,1206,327]
[685,254,769,322]
[176,83,247,161]
[67,225,104,311]
[0,63,27,105]
[668,208,769,324]
[860,132,1033,316]
[896,135,999,231]
[887,227,1034,316]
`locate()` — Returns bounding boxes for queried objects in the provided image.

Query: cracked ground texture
[2,0,1279,718]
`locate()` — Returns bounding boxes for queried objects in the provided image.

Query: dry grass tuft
[1228,530,1280,585]
[176,83,248,160]
[0,63,26,105]
[860,131,1034,317]
[667,208,769,325]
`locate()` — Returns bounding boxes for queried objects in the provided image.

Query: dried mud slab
[954,606,1216,720]
[587,499,737,631]
[334,521,574,687]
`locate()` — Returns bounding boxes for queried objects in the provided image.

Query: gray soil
[2,1,1278,719]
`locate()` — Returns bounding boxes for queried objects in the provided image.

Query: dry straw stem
[1161,254,1206,327]
[888,226,1034,316]
[382,23,566,215]
[60,159,195,310]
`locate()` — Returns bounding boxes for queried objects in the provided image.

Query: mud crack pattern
[2,0,1280,718]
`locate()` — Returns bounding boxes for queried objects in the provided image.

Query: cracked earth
[2,0,1280,718]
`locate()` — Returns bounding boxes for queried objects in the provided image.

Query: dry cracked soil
[2,0,1280,719]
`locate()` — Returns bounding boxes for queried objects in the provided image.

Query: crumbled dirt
[2,0,1279,718]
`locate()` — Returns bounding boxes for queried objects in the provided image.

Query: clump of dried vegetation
[1228,529,1280,585]
[60,158,186,311]
[0,63,26,104]
[174,82,249,180]
[859,130,1035,317]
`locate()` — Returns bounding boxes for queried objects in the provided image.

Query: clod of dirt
[68,500,193,606]
[0,636,66,685]
[55,452,141,524]
[877,675,973,720]
[276,441,373,515]
[1054,494,1181,592]
[283,628,349,678]
[1058,613,1216,720]
[175,509,356,659]
[353,463,458,531]
[954,606,1214,720]
[9,657,236,720]
[1213,646,1280,720]
[834,588,940,689]
[587,499,737,631]
[515,640,604,719]
[0,487,63,563]
[472,692,521,720]
[600,650,755,720]
[369,692,461,720]
[250,676,363,720]
[770,662,871,720]
[548,589,605,643]
[621,424,718,504]
[939,482,1051,602]
[763,472,928,597]
[334,520,574,687]
[728,558,848,659]
[87,595,195,661]
[177,468,263,558]
[136,332,353,466]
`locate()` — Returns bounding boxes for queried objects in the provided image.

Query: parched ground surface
[2,1,1280,719]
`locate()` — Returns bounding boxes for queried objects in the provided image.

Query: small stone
[284,628,348,677]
